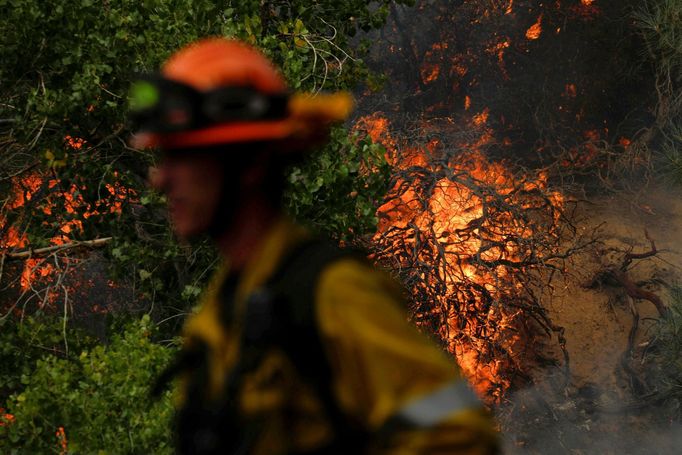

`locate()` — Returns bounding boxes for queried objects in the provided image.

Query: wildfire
[355,0,649,412]
[1,135,133,306]
[1,172,129,292]
[362,115,570,402]
[64,135,85,149]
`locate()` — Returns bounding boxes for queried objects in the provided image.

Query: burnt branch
[2,237,112,262]
[590,231,669,318]
[371,129,596,401]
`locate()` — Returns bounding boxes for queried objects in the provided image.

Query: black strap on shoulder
[163,238,369,455]
[236,238,369,453]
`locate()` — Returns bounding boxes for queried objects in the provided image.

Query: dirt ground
[501,184,682,454]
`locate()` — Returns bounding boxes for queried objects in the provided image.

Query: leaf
[244,15,252,36]
[294,18,304,35]
[138,269,152,281]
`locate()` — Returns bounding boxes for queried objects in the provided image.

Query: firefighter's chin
[169,203,211,240]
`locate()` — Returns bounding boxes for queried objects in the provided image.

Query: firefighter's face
[150,150,225,239]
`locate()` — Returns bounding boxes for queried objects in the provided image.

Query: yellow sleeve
[316,258,500,454]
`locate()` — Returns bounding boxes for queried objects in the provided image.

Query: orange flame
[0,408,15,427]
[572,0,601,18]
[56,426,68,454]
[354,113,397,163]
[1,166,133,294]
[64,135,85,149]
[486,38,510,78]
[473,108,490,126]
[525,14,543,40]
[421,64,441,84]
[366,116,566,402]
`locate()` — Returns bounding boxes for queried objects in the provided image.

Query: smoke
[499,372,682,454]
[357,0,656,170]
[494,183,682,454]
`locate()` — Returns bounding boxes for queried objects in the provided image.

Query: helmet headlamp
[129,75,289,134]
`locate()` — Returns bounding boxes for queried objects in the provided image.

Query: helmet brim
[130,92,354,152]
[131,118,299,150]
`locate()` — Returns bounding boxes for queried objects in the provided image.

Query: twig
[2,237,113,262]
[611,269,669,318]
[620,297,648,395]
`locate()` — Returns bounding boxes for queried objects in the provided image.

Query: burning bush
[363,116,595,401]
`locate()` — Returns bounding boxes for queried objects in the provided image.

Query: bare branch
[2,237,113,262]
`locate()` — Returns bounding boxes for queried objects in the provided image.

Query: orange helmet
[130,38,353,151]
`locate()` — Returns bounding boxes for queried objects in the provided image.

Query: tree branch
[2,237,112,262]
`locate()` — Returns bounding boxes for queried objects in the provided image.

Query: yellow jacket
[180,218,499,454]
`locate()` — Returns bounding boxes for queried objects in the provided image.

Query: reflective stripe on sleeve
[394,380,483,428]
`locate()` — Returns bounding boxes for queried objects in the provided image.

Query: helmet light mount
[130,75,289,135]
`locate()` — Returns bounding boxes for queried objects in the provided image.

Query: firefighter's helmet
[130,38,352,151]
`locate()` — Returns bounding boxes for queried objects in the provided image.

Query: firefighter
[130,38,499,454]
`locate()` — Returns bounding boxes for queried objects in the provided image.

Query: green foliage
[633,0,682,184]
[0,0,231,326]
[1,0,403,155]
[0,315,96,400]
[0,316,175,454]
[634,0,682,82]
[0,0,401,329]
[658,122,682,185]
[285,127,391,240]
[0,2,400,448]
[641,285,682,421]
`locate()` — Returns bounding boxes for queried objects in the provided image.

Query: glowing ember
[525,15,543,40]
[485,38,510,77]
[64,135,85,149]
[421,64,441,84]
[571,0,601,18]
[564,83,577,98]
[473,108,490,126]
[619,137,631,147]
[56,426,68,454]
[0,408,15,426]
